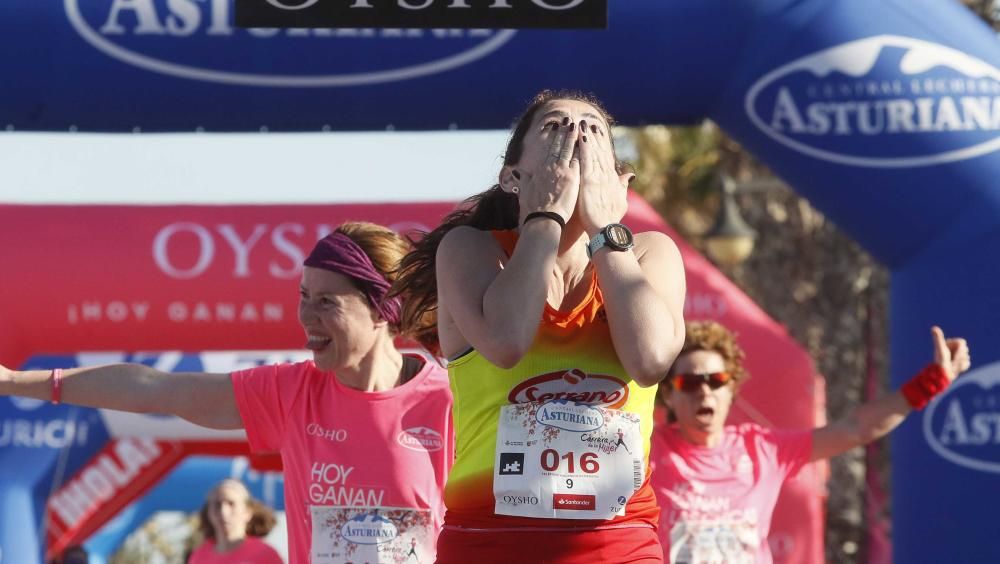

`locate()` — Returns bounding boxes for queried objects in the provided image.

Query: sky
[0,131,512,204]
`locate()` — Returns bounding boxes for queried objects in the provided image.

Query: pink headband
[303,231,401,325]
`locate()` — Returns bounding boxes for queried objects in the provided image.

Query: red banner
[1,197,826,562]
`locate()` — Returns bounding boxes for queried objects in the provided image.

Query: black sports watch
[586,223,635,258]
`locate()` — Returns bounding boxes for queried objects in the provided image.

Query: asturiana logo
[746,35,1000,167]
[340,513,398,545]
[397,427,444,452]
[923,361,1000,474]
[508,369,629,409]
[64,0,517,87]
[535,400,604,433]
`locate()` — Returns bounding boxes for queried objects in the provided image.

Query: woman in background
[189,479,283,564]
[651,321,970,563]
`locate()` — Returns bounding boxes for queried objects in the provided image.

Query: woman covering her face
[1,222,454,564]
[651,321,970,563]
[189,479,282,564]
[394,90,687,562]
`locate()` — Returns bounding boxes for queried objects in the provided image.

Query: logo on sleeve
[498,452,524,475]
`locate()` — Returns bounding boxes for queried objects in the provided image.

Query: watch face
[605,224,633,249]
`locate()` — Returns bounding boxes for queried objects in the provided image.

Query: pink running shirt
[231,355,453,564]
[650,423,811,564]
[188,537,284,564]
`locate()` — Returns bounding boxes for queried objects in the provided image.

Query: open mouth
[305,335,332,351]
[695,406,715,422]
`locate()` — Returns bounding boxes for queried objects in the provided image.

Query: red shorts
[435,526,663,564]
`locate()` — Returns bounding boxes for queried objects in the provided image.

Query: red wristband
[901,363,950,410]
[50,368,63,405]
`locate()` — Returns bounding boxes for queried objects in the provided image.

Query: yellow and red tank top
[443,230,660,531]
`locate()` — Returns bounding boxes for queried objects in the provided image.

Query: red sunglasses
[670,372,732,393]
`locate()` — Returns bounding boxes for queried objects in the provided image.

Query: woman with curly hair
[651,320,971,563]
[189,479,282,564]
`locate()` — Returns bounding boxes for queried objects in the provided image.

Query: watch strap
[586,231,608,258]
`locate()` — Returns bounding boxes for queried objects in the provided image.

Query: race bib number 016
[494,399,644,520]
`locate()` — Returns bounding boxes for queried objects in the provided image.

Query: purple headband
[303,231,402,325]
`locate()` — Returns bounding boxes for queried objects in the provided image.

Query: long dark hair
[391,90,620,355]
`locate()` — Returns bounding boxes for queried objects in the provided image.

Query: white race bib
[670,517,759,564]
[493,399,644,520]
[311,505,434,563]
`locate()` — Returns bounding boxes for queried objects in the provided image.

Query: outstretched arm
[0,363,243,430]
[810,326,970,462]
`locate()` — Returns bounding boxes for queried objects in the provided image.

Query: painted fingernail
[591,124,597,133]
[569,123,576,131]
[580,119,587,129]
[512,170,521,179]
[582,135,588,142]
[562,117,570,125]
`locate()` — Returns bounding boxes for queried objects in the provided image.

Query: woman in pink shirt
[0,222,454,564]
[189,479,283,564]
[651,321,970,564]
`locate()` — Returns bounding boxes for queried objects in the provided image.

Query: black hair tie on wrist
[523,211,566,229]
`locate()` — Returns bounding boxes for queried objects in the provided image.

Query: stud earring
[511,186,519,194]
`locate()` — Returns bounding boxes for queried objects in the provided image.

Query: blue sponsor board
[234,0,609,29]
[744,36,1000,167]
[924,364,1000,474]
[3,1,700,131]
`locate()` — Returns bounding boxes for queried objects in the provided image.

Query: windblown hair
[664,320,751,391]
[197,480,276,540]
[391,89,621,355]
[335,221,437,350]
[659,321,751,421]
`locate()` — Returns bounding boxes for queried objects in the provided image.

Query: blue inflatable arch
[3,1,999,562]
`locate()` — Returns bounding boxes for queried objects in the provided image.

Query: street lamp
[704,175,756,266]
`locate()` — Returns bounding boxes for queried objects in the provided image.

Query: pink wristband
[51,368,63,404]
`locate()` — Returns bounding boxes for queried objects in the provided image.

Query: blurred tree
[961,0,1000,30]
